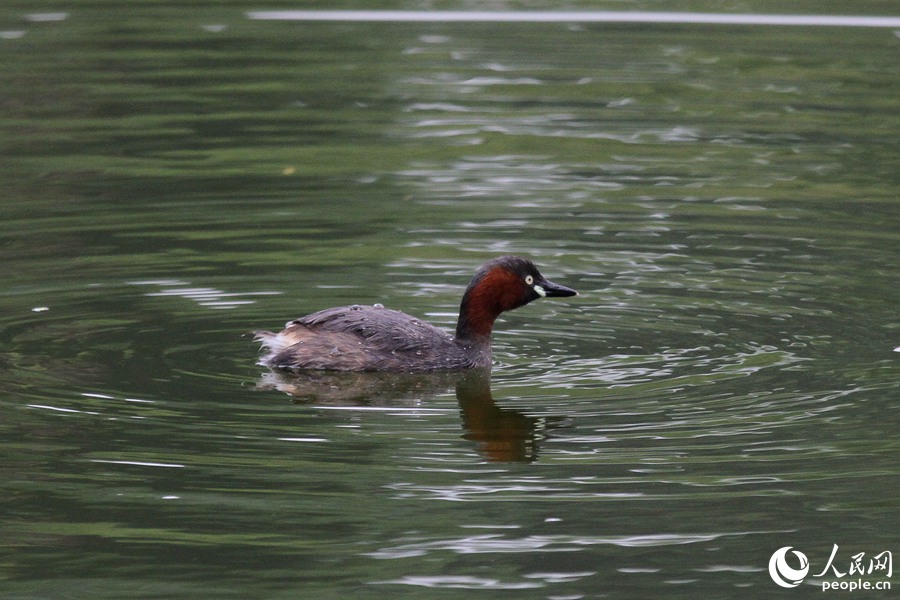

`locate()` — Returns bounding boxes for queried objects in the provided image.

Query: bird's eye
[525,275,534,285]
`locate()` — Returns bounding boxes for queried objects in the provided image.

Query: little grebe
[254,255,577,372]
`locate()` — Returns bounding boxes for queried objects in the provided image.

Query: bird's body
[254,256,576,372]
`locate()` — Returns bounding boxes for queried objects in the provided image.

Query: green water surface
[1,3,898,599]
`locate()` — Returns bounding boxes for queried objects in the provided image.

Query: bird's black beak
[535,278,578,298]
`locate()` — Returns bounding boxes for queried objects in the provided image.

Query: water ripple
[367,531,742,559]
[373,575,543,590]
[132,280,282,310]
[248,11,900,28]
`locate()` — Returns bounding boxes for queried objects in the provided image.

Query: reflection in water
[455,371,564,463]
[256,369,451,406]
[257,369,562,462]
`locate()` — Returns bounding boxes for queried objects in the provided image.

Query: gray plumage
[255,304,488,371]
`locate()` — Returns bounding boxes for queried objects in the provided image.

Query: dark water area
[1,3,898,598]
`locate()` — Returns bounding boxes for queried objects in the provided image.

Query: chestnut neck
[454,268,526,343]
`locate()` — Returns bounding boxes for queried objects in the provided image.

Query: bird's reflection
[454,370,555,463]
[257,369,564,462]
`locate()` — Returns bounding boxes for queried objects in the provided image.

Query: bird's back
[255,304,478,371]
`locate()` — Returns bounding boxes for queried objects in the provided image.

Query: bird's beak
[534,278,578,298]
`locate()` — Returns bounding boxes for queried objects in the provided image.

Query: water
[1,4,898,598]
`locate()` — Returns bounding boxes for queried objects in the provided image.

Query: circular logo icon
[769,546,810,588]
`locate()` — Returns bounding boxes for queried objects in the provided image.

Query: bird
[254,255,577,372]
